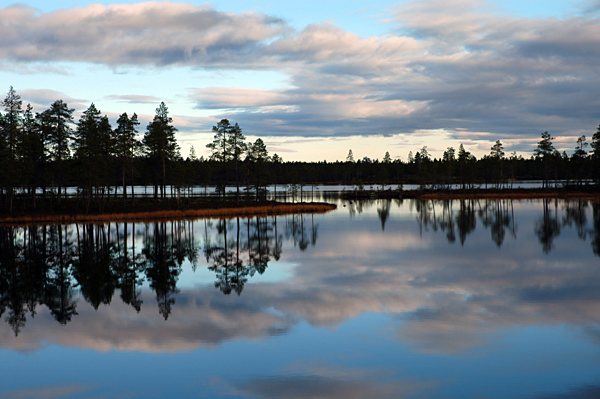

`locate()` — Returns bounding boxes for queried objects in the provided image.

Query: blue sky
[1,0,599,161]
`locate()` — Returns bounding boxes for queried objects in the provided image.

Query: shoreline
[0,201,337,225]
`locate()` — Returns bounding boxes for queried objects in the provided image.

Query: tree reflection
[0,213,315,332]
[1,200,600,338]
[439,200,456,243]
[45,225,78,325]
[0,226,27,336]
[479,200,516,247]
[592,202,600,257]
[377,200,391,232]
[535,199,562,254]
[563,200,588,240]
[115,222,144,312]
[73,224,117,310]
[456,200,476,246]
[204,215,290,295]
[142,222,183,320]
[205,219,237,295]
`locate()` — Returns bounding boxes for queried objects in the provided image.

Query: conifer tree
[46,100,74,204]
[143,102,179,199]
[115,112,140,205]
[1,86,23,211]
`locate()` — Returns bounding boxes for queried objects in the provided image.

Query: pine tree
[19,104,44,208]
[143,102,179,199]
[247,138,269,199]
[115,112,140,206]
[206,119,246,200]
[534,132,556,188]
[591,124,600,158]
[490,140,505,187]
[592,124,600,184]
[207,119,231,162]
[1,86,23,211]
[383,151,392,163]
[46,100,74,204]
[74,103,111,209]
[346,149,354,163]
[227,123,246,201]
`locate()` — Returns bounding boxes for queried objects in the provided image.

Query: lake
[1,198,599,398]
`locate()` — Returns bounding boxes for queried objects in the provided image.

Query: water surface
[1,198,599,398]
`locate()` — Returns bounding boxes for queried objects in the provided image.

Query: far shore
[0,201,337,225]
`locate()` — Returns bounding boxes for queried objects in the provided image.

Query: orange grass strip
[0,202,337,226]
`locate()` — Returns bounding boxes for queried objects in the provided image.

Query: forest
[1,86,600,214]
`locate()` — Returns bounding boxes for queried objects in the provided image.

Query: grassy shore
[0,199,337,225]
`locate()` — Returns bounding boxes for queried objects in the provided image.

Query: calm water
[1,198,599,399]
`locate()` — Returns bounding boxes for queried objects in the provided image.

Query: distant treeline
[1,86,600,213]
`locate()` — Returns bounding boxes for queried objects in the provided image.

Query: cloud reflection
[0,384,96,399]
[1,200,599,356]
[233,364,434,399]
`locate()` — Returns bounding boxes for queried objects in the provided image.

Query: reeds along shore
[0,202,337,225]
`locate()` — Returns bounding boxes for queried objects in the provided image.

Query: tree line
[1,86,599,213]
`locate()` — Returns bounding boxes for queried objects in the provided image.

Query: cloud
[0,2,287,66]
[19,89,89,111]
[105,94,164,104]
[3,1,600,150]
[194,0,600,148]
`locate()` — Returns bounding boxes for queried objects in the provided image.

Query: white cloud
[2,1,600,152]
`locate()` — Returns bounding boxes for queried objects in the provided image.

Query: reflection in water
[2,200,599,337]
[0,214,319,333]
[535,199,561,254]
[2,200,600,398]
[594,203,600,256]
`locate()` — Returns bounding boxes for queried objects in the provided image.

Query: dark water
[1,198,600,399]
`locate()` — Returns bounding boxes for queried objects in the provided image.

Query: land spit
[0,200,337,225]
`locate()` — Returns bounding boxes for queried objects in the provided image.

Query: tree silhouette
[46,100,74,205]
[535,132,555,188]
[143,102,179,199]
[490,140,505,188]
[73,103,113,212]
[246,138,270,200]
[114,112,140,207]
[19,104,44,209]
[1,86,23,212]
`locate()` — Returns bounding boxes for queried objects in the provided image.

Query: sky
[1,0,599,161]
